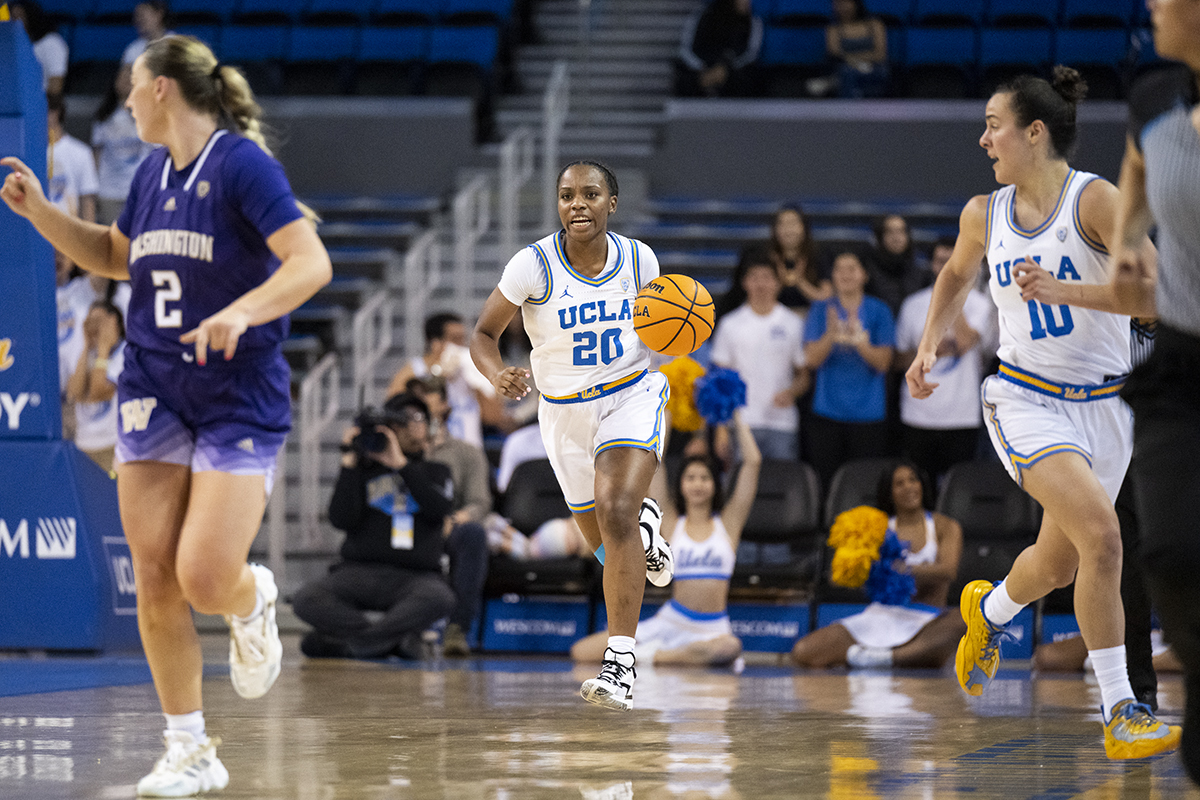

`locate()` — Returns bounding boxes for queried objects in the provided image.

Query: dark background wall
[650,99,1129,204]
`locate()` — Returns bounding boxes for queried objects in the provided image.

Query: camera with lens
[350,406,402,457]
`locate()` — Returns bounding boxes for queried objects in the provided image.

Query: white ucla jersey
[984,169,1130,385]
[497,230,658,399]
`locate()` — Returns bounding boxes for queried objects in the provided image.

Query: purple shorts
[114,344,291,491]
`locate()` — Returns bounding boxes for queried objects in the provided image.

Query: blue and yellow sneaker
[955,579,1009,696]
[1104,699,1182,759]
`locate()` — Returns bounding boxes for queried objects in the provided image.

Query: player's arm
[720,410,762,550]
[905,195,988,399]
[1013,172,1156,316]
[180,217,333,365]
[470,288,530,400]
[0,156,130,279]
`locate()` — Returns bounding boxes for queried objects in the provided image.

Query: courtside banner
[0,21,61,441]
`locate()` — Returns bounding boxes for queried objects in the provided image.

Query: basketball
[633,274,715,356]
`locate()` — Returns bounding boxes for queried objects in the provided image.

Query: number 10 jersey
[984,169,1131,385]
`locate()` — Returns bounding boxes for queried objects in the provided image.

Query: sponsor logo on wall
[0,518,77,559]
[0,392,39,430]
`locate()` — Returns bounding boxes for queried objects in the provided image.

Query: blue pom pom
[694,367,746,425]
[864,531,916,606]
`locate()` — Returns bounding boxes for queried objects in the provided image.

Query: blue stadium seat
[441,0,515,25]
[303,0,376,25]
[354,27,430,96]
[232,0,302,25]
[759,25,826,66]
[866,0,913,26]
[427,25,500,69]
[979,28,1053,92]
[985,0,1060,28]
[68,23,134,63]
[174,24,221,52]
[65,23,133,93]
[217,24,289,94]
[769,0,830,25]
[284,25,359,94]
[903,26,978,97]
[912,0,984,26]
[1061,0,1136,28]
[39,0,95,24]
[170,0,239,24]
[1054,28,1130,98]
[374,0,441,25]
[87,0,137,23]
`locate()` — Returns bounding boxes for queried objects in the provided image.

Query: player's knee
[132,558,183,604]
[1079,523,1122,577]
[594,494,640,541]
[175,561,238,615]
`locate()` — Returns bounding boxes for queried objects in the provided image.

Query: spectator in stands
[293,393,455,661]
[866,214,931,315]
[817,0,889,99]
[47,94,98,224]
[122,2,172,68]
[65,299,125,473]
[803,250,895,489]
[743,204,831,313]
[496,417,547,494]
[710,250,810,460]
[420,377,491,658]
[484,513,589,560]
[92,67,157,227]
[388,312,507,449]
[11,2,68,96]
[676,0,763,98]
[791,460,966,668]
[572,410,761,667]
[895,237,996,488]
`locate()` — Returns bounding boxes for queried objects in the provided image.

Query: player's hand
[492,366,530,400]
[1013,257,1065,304]
[0,157,49,220]
[905,349,940,399]
[179,304,252,366]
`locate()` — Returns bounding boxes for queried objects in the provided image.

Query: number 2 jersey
[497,230,659,399]
[984,169,1131,385]
[116,130,305,360]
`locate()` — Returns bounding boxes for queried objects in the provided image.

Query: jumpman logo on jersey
[995,239,1005,250]
[560,285,573,299]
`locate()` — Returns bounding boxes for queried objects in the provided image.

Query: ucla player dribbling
[1,35,332,795]
[471,161,674,711]
[906,66,1179,759]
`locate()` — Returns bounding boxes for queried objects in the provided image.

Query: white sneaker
[136,731,228,797]
[226,563,282,699]
[639,498,673,587]
[580,647,636,711]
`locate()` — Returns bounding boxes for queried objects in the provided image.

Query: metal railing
[541,60,570,232]
[295,351,341,550]
[351,289,393,408]
[452,173,491,317]
[404,229,443,360]
[498,126,536,264]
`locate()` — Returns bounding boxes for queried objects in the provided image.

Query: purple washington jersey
[117,129,304,357]
[112,130,303,480]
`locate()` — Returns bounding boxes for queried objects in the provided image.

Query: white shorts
[981,369,1133,501]
[635,599,733,661]
[838,602,941,649]
[539,369,669,512]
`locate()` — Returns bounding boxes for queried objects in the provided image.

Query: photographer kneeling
[293,393,456,659]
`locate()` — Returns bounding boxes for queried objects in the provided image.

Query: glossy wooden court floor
[2,634,1196,800]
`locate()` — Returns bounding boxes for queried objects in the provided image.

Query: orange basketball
[633,274,715,356]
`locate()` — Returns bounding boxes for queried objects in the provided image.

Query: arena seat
[1060,0,1137,29]
[984,0,1060,29]
[65,23,133,94]
[487,459,595,597]
[902,26,978,97]
[86,0,137,24]
[768,0,831,26]
[170,0,238,25]
[301,0,376,26]
[978,27,1053,94]
[936,459,1041,600]
[760,24,827,97]
[813,457,897,606]
[231,0,302,26]
[912,0,985,27]
[441,0,515,26]
[217,24,288,95]
[731,459,824,593]
[353,26,429,96]
[373,0,441,26]
[283,25,359,95]
[1053,28,1130,100]
[867,0,915,27]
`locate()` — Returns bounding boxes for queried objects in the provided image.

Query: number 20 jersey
[984,169,1131,385]
[497,230,659,399]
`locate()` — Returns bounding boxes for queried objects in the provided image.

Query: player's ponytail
[995,66,1088,160]
[141,35,320,226]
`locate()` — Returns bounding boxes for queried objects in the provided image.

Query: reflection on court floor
[0,637,1195,799]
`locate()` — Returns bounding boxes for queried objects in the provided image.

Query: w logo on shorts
[120,397,158,433]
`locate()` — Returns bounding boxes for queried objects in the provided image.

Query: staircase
[493,0,700,161]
